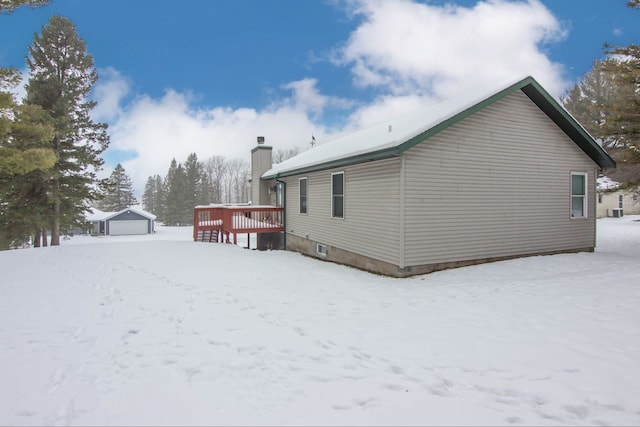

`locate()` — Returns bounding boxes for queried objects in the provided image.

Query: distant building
[87,207,156,236]
[596,177,640,218]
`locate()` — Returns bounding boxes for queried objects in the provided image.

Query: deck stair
[196,229,219,243]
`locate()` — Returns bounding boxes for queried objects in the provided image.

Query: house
[249,76,615,277]
[596,177,640,218]
[86,207,156,236]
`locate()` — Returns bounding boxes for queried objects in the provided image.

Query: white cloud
[345,93,438,130]
[92,0,573,197]
[337,0,568,100]
[91,67,130,122]
[280,78,355,115]
[94,75,337,196]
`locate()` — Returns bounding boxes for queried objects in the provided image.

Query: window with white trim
[299,177,307,214]
[618,194,624,209]
[571,173,587,218]
[331,172,344,218]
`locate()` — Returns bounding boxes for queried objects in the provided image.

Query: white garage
[108,219,150,236]
[87,207,156,236]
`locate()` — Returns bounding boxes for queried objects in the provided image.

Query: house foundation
[286,233,594,277]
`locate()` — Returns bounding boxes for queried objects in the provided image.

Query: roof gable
[105,207,156,221]
[88,206,157,222]
[262,76,615,179]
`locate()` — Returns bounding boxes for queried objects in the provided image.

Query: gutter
[262,147,401,180]
[275,175,286,250]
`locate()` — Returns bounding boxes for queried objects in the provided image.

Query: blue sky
[1,0,639,194]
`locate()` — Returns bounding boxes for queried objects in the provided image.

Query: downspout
[275,175,287,250]
[592,167,598,251]
[399,156,405,269]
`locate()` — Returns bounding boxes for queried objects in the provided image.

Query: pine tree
[24,15,109,245]
[0,0,56,249]
[99,163,137,211]
[563,42,640,187]
[183,153,203,224]
[200,172,215,205]
[142,174,166,217]
[0,0,49,14]
[163,159,186,226]
[0,70,56,176]
[0,69,56,249]
[561,60,618,147]
[0,167,51,249]
[142,176,157,214]
[153,174,166,221]
[601,45,640,149]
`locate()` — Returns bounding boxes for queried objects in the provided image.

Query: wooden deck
[193,204,283,247]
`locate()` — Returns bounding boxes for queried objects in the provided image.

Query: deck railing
[193,204,283,245]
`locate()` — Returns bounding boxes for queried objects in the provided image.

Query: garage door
[109,220,148,236]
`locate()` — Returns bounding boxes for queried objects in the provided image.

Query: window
[571,173,587,218]
[619,194,624,209]
[598,193,603,204]
[316,243,327,256]
[299,178,307,214]
[331,172,344,218]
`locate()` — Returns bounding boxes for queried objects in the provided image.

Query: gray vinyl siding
[284,157,402,265]
[403,90,597,266]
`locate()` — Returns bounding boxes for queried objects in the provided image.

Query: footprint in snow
[45,368,65,394]
[69,326,84,343]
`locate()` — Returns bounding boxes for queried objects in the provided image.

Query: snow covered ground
[1,217,639,426]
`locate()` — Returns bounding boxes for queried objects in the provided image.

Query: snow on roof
[85,207,110,222]
[597,176,621,191]
[194,203,252,209]
[86,206,157,221]
[263,76,532,179]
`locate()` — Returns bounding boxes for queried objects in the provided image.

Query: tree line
[1,1,109,249]
[140,147,302,226]
[561,2,639,188]
[141,154,251,226]
[142,148,292,225]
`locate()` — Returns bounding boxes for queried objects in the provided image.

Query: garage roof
[87,206,156,221]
